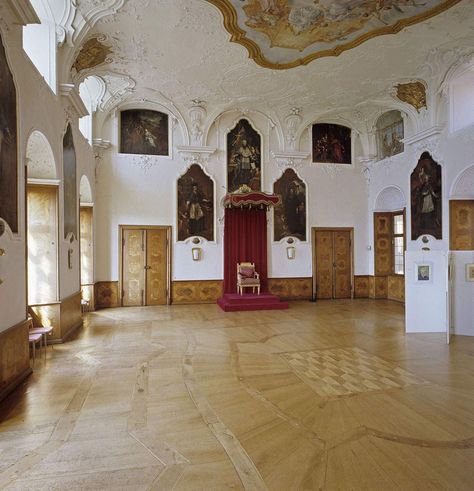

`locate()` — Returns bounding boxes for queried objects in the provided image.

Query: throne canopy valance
[223,186,281,209]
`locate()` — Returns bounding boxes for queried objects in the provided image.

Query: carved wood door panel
[450,200,474,250]
[334,230,352,299]
[146,229,167,306]
[374,212,393,276]
[122,229,145,307]
[314,229,352,300]
[315,231,334,299]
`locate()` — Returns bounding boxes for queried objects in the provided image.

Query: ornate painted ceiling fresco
[206,0,461,69]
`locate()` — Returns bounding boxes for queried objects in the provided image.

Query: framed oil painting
[411,152,442,240]
[63,124,77,240]
[273,168,306,241]
[376,110,404,160]
[312,123,351,164]
[177,164,214,241]
[227,119,261,193]
[415,262,432,283]
[0,32,18,233]
[466,264,474,282]
[120,109,169,156]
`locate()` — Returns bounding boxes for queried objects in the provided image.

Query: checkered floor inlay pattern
[280,347,426,397]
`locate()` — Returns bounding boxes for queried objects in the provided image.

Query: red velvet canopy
[223,192,280,294]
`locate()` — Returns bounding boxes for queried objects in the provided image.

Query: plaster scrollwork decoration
[132,154,161,174]
[285,107,302,150]
[189,100,207,146]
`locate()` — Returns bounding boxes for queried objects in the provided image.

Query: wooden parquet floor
[1,299,474,490]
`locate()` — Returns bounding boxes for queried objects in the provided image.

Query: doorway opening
[80,176,94,309]
[312,227,353,300]
[119,225,171,306]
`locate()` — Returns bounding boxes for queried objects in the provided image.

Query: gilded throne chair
[237,262,260,295]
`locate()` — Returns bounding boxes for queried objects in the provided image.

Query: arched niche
[451,164,474,199]
[375,110,404,160]
[79,175,93,204]
[374,186,406,212]
[26,130,57,179]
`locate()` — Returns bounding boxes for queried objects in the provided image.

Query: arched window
[375,110,404,160]
[450,65,474,132]
[79,76,105,143]
[22,0,59,93]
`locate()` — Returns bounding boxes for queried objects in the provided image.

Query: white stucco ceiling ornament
[50,0,474,130]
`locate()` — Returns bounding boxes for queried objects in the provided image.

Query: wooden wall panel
[374,276,388,299]
[387,275,405,302]
[31,293,82,342]
[95,281,120,309]
[0,319,31,402]
[450,200,474,250]
[60,292,83,341]
[267,278,312,300]
[354,276,369,298]
[172,280,223,304]
[30,303,60,341]
[374,212,393,276]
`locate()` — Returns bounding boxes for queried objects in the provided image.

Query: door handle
[144,265,151,270]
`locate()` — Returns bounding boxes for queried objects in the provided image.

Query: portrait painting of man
[227,119,261,192]
[273,168,306,241]
[411,152,442,240]
[312,123,351,164]
[0,33,18,233]
[120,109,169,156]
[177,164,214,241]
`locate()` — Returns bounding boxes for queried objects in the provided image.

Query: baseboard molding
[0,367,32,403]
[49,319,83,344]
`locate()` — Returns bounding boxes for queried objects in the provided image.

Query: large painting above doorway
[312,123,351,164]
[411,152,442,240]
[120,109,169,156]
[227,119,261,193]
[177,164,214,241]
[63,124,77,240]
[273,168,306,241]
[0,32,18,233]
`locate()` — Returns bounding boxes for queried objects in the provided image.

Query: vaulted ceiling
[60,0,474,123]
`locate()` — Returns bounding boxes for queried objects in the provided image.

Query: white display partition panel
[405,250,448,334]
[451,251,474,336]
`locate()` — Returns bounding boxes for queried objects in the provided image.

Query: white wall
[95,109,369,283]
[452,252,474,336]
[405,250,448,333]
[0,10,95,332]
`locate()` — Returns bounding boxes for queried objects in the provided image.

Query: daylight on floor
[1,0,474,489]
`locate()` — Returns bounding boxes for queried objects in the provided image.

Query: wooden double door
[313,228,353,299]
[121,226,170,306]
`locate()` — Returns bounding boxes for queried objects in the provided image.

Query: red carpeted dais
[217,293,289,312]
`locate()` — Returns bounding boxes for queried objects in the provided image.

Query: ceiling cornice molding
[5,0,40,25]
[403,125,444,146]
[59,83,89,118]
